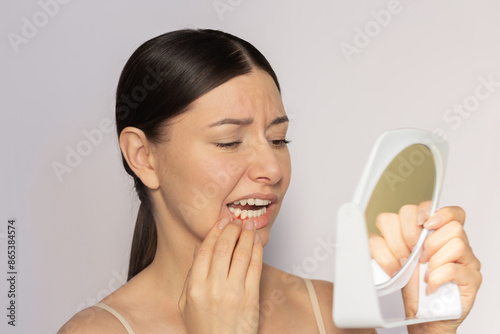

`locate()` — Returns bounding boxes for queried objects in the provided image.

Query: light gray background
[1,0,498,333]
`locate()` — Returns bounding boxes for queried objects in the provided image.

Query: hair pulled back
[115,29,280,280]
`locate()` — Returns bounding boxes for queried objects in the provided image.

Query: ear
[119,127,160,190]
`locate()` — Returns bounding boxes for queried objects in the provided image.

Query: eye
[215,141,242,150]
[270,139,291,149]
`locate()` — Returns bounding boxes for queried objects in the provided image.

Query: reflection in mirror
[365,144,436,285]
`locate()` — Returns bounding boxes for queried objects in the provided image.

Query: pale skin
[59,69,479,334]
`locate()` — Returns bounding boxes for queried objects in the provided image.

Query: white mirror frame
[333,129,462,329]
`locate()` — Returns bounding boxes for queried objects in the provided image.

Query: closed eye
[215,141,242,150]
[270,139,291,149]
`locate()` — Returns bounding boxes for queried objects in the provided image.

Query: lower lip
[227,204,274,229]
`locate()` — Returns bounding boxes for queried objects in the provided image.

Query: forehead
[179,69,285,125]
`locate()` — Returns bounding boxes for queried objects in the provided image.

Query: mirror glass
[364,144,435,285]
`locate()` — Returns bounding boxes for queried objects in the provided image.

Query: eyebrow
[270,115,289,126]
[208,118,253,127]
[207,115,289,128]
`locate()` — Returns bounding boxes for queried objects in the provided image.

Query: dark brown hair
[115,29,280,280]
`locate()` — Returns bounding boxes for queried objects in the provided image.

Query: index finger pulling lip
[217,217,231,229]
[198,217,234,255]
[191,217,241,279]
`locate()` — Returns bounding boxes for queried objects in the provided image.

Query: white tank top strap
[303,278,327,334]
[95,302,136,334]
[95,282,326,334]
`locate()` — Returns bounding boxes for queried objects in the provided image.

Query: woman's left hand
[407,206,482,334]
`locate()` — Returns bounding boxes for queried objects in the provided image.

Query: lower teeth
[228,206,267,219]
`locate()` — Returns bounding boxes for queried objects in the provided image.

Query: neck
[139,209,202,304]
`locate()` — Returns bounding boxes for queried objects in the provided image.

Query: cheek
[198,158,246,202]
[170,157,246,222]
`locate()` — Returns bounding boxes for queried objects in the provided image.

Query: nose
[246,142,284,185]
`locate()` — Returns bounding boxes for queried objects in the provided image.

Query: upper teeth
[232,198,271,206]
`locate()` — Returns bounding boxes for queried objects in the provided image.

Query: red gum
[226,204,274,229]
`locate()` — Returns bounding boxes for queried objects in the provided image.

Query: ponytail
[127,200,157,281]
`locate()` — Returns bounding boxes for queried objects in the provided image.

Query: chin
[257,225,272,247]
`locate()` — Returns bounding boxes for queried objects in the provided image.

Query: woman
[59,29,481,333]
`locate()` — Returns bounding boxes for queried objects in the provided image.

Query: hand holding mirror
[333,129,462,329]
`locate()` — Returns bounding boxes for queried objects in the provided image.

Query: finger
[402,264,421,318]
[423,206,466,230]
[417,201,432,226]
[399,204,423,250]
[178,266,192,312]
[427,237,481,273]
[245,230,263,292]
[426,263,482,295]
[368,233,401,276]
[228,220,256,284]
[422,220,469,262]
[208,221,243,279]
[376,212,411,261]
[190,217,231,280]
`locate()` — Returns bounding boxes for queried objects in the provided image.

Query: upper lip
[226,193,278,206]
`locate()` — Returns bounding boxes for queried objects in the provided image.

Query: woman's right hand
[178,217,263,334]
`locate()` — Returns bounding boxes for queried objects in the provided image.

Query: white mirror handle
[415,262,462,319]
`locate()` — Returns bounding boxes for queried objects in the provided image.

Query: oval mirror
[365,144,435,286]
[334,129,461,329]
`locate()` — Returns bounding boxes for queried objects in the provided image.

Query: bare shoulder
[259,265,377,333]
[57,273,140,334]
[310,279,377,334]
[57,268,168,334]
[57,305,128,334]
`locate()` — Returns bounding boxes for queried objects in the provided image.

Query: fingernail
[217,217,231,229]
[245,219,254,231]
[417,209,427,226]
[424,214,443,229]
[399,257,408,267]
[254,231,261,244]
[233,219,242,226]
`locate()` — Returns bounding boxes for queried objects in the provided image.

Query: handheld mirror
[333,129,462,329]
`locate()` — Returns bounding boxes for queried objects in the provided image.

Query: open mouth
[227,198,271,220]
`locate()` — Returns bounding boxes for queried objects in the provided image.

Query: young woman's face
[152,69,291,246]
